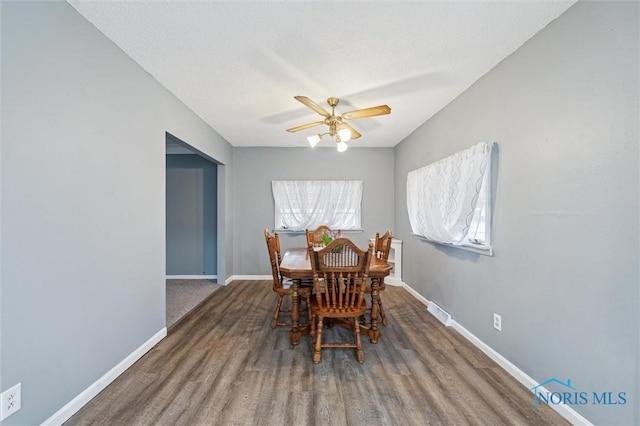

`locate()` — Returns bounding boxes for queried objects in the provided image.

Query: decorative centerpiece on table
[322,230,343,253]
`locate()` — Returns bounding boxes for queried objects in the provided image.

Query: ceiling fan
[286,96,391,151]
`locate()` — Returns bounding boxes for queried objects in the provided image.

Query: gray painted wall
[2,1,638,425]
[393,2,638,424]
[233,147,394,275]
[166,154,218,275]
[1,2,232,424]
[167,167,205,273]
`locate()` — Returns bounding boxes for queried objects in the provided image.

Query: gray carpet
[166,279,222,328]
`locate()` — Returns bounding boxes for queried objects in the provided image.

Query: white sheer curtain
[407,142,492,245]
[272,180,363,231]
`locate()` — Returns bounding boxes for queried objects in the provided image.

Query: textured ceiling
[68,1,575,149]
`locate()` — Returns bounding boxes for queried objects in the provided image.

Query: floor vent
[427,302,452,326]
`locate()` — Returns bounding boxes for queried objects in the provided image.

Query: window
[272,180,363,231]
[407,142,493,255]
[464,166,491,253]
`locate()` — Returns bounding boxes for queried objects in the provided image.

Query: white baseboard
[384,277,405,286]
[166,275,217,280]
[42,328,167,426]
[400,282,592,426]
[226,275,271,285]
[400,281,430,305]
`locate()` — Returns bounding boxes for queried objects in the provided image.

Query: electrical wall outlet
[493,313,502,331]
[0,383,22,421]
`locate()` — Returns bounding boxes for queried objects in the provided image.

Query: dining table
[278,247,392,346]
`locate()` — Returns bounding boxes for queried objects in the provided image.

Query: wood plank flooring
[65,280,568,425]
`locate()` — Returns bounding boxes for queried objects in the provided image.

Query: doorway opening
[165,133,222,328]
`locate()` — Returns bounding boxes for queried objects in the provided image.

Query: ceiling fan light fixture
[288,96,391,151]
[307,134,321,147]
[337,127,352,142]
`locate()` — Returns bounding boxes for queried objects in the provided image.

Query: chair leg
[363,296,372,327]
[363,295,378,327]
[271,294,285,328]
[378,295,388,326]
[313,316,324,363]
[310,310,316,338]
[354,316,364,363]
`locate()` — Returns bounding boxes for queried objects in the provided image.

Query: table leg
[369,278,381,343]
[289,279,302,345]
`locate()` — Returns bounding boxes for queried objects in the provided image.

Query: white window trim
[411,234,493,256]
[461,158,493,255]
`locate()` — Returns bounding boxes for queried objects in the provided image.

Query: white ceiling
[68,0,575,149]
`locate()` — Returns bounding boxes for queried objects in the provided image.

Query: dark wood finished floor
[66,280,568,425]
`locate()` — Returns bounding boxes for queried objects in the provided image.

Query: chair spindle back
[308,238,372,313]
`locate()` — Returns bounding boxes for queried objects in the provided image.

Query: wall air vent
[427,302,452,327]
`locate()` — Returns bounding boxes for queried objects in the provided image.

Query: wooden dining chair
[367,230,393,326]
[264,229,311,328]
[305,225,341,249]
[308,238,373,363]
